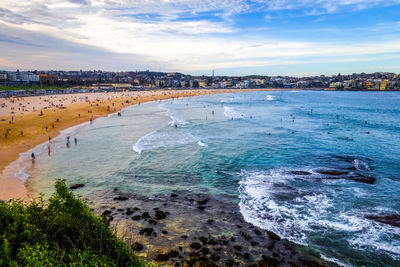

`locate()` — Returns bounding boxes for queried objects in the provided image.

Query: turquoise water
[28,91,400,266]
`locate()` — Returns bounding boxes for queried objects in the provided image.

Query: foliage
[0,180,147,266]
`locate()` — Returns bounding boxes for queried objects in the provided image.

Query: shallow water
[24,91,400,266]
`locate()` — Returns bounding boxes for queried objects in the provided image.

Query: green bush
[0,179,147,266]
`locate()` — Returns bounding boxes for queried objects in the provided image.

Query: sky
[0,0,400,76]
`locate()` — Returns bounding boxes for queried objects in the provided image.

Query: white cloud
[0,0,400,74]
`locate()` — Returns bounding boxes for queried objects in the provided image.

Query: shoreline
[0,88,275,201]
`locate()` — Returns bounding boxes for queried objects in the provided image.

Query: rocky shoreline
[79,187,340,266]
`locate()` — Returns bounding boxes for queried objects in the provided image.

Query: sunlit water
[23,91,400,266]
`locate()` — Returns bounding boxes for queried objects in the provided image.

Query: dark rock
[131,215,141,221]
[125,208,134,216]
[113,196,129,201]
[208,239,217,245]
[153,207,159,210]
[132,207,140,211]
[199,236,208,244]
[251,241,259,246]
[188,251,200,258]
[254,229,262,236]
[290,171,311,175]
[181,235,188,239]
[213,247,222,251]
[169,250,179,258]
[243,252,250,260]
[155,253,169,261]
[267,230,281,241]
[117,208,124,212]
[233,245,242,251]
[207,219,215,224]
[197,198,209,205]
[141,212,151,219]
[225,259,234,266]
[315,169,348,176]
[148,219,157,225]
[132,242,143,251]
[154,210,167,220]
[190,242,202,250]
[349,174,376,184]
[260,255,279,267]
[240,231,252,240]
[201,247,210,254]
[162,230,168,234]
[209,253,221,262]
[197,205,206,210]
[365,214,400,227]
[69,183,85,190]
[236,224,242,228]
[102,210,112,216]
[171,193,178,198]
[139,227,153,236]
[230,237,235,242]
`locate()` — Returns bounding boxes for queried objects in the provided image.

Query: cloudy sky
[1,0,400,76]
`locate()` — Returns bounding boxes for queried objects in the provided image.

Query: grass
[0,179,149,266]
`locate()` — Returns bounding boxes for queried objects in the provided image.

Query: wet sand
[0,89,273,201]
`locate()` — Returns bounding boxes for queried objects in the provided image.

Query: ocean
[23,90,400,266]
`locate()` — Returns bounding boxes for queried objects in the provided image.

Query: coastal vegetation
[0,179,147,266]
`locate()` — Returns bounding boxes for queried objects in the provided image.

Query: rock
[190,242,202,250]
[117,208,124,212]
[132,207,140,211]
[365,214,400,227]
[162,230,169,234]
[139,227,154,236]
[208,239,217,245]
[148,219,157,225]
[315,169,348,176]
[233,245,242,251]
[225,259,234,266]
[349,174,376,184]
[132,242,143,251]
[201,247,210,254]
[171,193,178,198]
[113,196,129,201]
[266,230,281,241]
[154,210,167,220]
[155,253,169,261]
[290,171,311,175]
[181,235,188,239]
[199,236,208,244]
[207,219,214,224]
[197,198,209,205]
[102,210,112,216]
[260,255,279,267]
[132,215,141,221]
[126,209,134,216]
[209,253,221,262]
[251,241,259,246]
[169,250,179,258]
[197,205,206,210]
[243,252,250,260]
[141,212,151,219]
[69,183,85,190]
[254,229,262,236]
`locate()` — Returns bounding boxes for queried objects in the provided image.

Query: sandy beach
[0,88,271,201]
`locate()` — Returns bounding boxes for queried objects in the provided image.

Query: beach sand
[0,89,271,201]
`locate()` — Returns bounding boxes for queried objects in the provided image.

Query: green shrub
[0,179,147,266]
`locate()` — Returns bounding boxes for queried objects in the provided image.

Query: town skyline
[1,0,400,76]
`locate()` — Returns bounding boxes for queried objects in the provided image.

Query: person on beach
[48,146,51,156]
[31,153,35,160]
[74,138,77,144]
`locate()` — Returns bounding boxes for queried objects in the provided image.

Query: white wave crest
[133,130,196,154]
[353,159,370,171]
[266,95,277,101]
[223,106,244,119]
[197,140,208,147]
